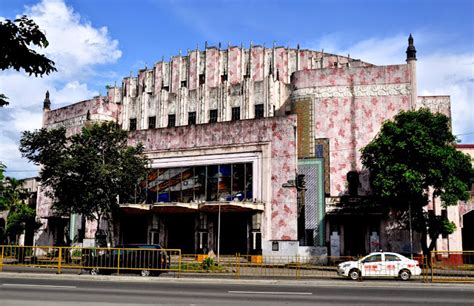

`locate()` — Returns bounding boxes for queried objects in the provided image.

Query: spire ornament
[43,90,51,110]
[406,34,417,61]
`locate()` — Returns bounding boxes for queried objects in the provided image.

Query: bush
[202,257,216,270]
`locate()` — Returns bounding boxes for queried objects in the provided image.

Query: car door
[361,254,383,277]
[384,254,402,277]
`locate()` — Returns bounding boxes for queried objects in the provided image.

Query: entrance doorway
[462,210,474,264]
[217,212,249,255]
[120,214,148,244]
[344,220,367,256]
[166,214,196,254]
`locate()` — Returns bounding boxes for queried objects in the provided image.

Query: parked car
[337,252,421,281]
[83,244,169,276]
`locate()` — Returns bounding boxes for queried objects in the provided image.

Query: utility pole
[409,203,413,259]
[217,204,221,264]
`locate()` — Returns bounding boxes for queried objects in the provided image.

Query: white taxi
[337,252,421,281]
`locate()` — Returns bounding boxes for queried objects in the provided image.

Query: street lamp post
[409,203,413,259]
[217,204,221,264]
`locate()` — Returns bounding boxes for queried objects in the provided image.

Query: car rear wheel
[399,269,411,281]
[90,268,100,275]
[140,269,151,277]
[349,269,361,280]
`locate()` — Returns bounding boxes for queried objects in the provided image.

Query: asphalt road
[0,274,473,305]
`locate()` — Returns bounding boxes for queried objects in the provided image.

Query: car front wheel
[399,269,411,281]
[349,269,361,280]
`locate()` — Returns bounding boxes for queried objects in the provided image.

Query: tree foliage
[0,175,39,244]
[0,15,57,106]
[19,122,148,243]
[361,109,473,255]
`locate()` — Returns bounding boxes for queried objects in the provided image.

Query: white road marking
[1,283,77,289]
[228,290,312,295]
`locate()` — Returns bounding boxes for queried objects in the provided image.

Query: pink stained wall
[319,95,411,196]
[292,64,411,88]
[417,96,451,118]
[44,98,120,127]
[38,98,121,218]
[138,70,146,95]
[299,50,310,70]
[128,116,298,241]
[188,50,199,90]
[205,48,219,87]
[171,56,181,93]
[275,47,288,82]
[251,46,264,82]
[293,64,412,196]
[154,63,163,94]
[228,47,242,85]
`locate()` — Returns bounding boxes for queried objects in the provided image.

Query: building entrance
[166,214,196,254]
[344,221,367,256]
[120,214,148,244]
[463,210,474,250]
[217,212,249,255]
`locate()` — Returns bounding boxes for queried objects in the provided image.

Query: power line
[455,132,474,136]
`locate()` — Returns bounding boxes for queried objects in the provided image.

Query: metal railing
[4,245,473,282]
[0,245,181,275]
[427,251,474,283]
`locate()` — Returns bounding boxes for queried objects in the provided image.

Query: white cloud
[25,0,122,79]
[0,0,122,178]
[309,32,474,144]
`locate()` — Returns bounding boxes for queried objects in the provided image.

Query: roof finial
[43,90,51,111]
[406,34,417,61]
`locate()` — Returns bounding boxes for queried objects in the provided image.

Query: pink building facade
[34,36,464,257]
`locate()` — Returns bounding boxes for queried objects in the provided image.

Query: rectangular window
[129,118,137,131]
[146,169,158,204]
[221,74,227,82]
[218,164,231,201]
[181,167,194,203]
[188,112,196,125]
[148,116,156,129]
[181,80,187,88]
[199,74,205,85]
[209,109,218,123]
[147,163,253,203]
[206,165,218,201]
[169,168,183,202]
[316,144,324,158]
[168,114,176,127]
[231,107,240,121]
[255,104,264,118]
[157,169,170,203]
[232,164,245,201]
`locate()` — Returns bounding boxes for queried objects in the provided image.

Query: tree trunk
[94,213,102,247]
[106,215,115,247]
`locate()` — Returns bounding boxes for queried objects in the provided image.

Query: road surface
[0,274,473,305]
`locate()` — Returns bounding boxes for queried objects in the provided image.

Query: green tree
[0,15,57,106]
[0,162,6,243]
[361,109,473,258]
[19,122,148,246]
[0,176,38,244]
[0,162,6,208]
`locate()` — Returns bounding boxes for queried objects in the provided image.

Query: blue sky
[1,0,473,178]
